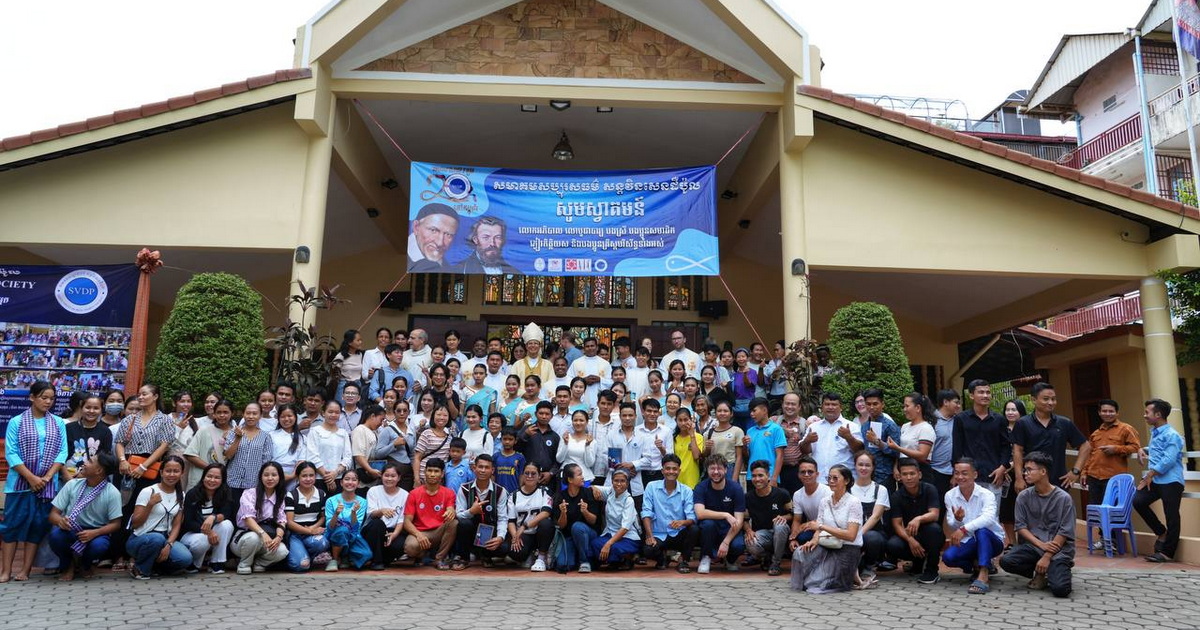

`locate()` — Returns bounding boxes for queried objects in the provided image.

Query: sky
[0,0,1148,139]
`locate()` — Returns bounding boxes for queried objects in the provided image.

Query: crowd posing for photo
[0,324,1187,597]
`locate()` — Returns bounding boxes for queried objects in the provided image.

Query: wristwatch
[1070,467,1081,475]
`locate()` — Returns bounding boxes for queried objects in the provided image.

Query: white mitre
[521,322,544,343]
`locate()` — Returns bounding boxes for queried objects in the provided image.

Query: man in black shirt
[1011,382,1090,492]
[885,458,945,584]
[951,380,1011,505]
[742,459,792,575]
[518,401,561,482]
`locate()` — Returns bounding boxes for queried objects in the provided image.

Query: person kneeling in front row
[641,454,699,573]
[942,457,1005,594]
[999,450,1075,597]
[47,452,123,581]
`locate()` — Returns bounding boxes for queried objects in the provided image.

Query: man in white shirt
[568,337,611,408]
[764,340,790,414]
[541,356,572,400]
[659,329,701,379]
[362,327,392,383]
[402,329,433,389]
[483,351,509,394]
[461,337,489,376]
[623,347,652,401]
[634,399,673,489]
[611,337,636,371]
[800,392,863,479]
[787,456,831,549]
[549,387,573,436]
[590,390,620,482]
[942,457,1006,593]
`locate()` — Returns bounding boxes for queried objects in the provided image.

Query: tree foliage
[1160,269,1200,365]
[147,272,268,407]
[820,301,914,419]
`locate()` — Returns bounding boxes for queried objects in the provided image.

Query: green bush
[147,272,268,407]
[820,301,914,419]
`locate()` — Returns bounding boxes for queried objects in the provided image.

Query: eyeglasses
[799,470,817,476]
[522,471,538,476]
[825,476,842,483]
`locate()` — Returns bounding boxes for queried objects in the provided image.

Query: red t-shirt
[405,485,457,531]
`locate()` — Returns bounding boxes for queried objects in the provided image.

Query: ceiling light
[596,106,613,113]
[520,104,538,113]
[549,99,571,111]
[380,178,398,189]
[552,131,574,161]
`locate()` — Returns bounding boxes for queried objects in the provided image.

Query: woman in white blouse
[362,464,409,570]
[850,450,890,586]
[305,400,352,493]
[888,392,937,479]
[791,464,862,594]
[271,405,311,489]
[556,410,598,473]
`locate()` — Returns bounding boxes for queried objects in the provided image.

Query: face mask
[105,403,124,416]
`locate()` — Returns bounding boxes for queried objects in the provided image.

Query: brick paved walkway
[0,564,1196,630]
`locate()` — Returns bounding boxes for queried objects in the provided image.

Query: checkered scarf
[14,408,63,499]
[67,479,110,555]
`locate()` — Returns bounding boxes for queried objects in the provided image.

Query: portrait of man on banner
[407,203,461,272]
[454,216,518,275]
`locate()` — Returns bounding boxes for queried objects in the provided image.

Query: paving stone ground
[0,565,1197,630]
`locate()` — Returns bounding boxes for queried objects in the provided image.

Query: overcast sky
[0,0,1145,139]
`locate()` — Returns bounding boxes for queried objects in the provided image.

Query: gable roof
[1021,33,1130,116]
[0,69,311,159]
[796,85,1200,234]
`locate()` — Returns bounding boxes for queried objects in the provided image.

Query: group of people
[0,324,1188,597]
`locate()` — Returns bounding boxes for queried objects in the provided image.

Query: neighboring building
[1023,0,1192,201]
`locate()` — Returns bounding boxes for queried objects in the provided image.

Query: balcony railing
[1056,114,1142,170]
[1149,74,1200,116]
[1044,292,1142,338]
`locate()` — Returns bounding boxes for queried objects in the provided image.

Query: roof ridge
[795,85,1198,222]
[0,68,312,153]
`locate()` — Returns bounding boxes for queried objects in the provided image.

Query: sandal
[450,558,469,571]
[435,558,452,571]
[676,562,691,574]
[111,561,128,572]
[853,576,878,590]
[968,579,990,594]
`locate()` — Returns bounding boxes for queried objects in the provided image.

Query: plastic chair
[1085,473,1137,558]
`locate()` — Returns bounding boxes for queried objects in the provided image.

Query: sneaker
[236,566,252,575]
[325,562,339,572]
[208,563,225,575]
[522,556,536,569]
[917,571,940,584]
[371,563,385,571]
[1027,574,1048,590]
[131,572,151,581]
[578,562,592,574]
[725,560,739,572]
[1090,540,1106,551]
[312,552,333,566]
[768,563,782,576]
[697,556,712,574]
[531,557,547,572]
[251,565,266,573]
[184,565,200,575]
[877,561,897,572]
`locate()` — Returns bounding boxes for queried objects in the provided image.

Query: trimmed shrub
[820,301,914,419]
[147,272,267,407]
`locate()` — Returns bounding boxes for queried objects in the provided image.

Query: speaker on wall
[698,300,728,318]
[379,291,412,310]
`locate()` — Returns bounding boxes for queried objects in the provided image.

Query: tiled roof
[0,68,312,153]
[796,85,1200,222]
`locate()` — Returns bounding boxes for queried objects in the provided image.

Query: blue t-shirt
[745,421,787,477]
[494,451,527,494]
[443,459,475,495]
[693,478,746,514]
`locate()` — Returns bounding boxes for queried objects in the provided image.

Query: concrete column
[289,132,334,325]
[1140,276,1184,433]
[779,149,809,343]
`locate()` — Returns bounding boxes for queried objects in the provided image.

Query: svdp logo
[55,270,108,314]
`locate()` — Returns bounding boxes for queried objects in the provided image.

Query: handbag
[127,455,161,481]
[817,531,843,550]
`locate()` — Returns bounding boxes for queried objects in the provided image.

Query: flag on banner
[1177,0,1200,59]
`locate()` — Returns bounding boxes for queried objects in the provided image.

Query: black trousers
[643,525,699,564]
[361,518,406,565]
[507,520,554,563]
[884,522,944,574]
[1133,481,1184,558]
[778,464,801,495]
[1000,543,1073,598]
[455,517,510,560]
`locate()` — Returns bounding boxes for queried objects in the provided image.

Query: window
[481,275,635,309]
[1142,42,1180,75]
[412,273,466,305]
[653,276,704,311]
[1101,96,1118,112]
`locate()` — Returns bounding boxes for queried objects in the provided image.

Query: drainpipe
[948,333,1002,391]
[1132,31,1159,194]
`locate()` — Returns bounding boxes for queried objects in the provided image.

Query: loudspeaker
[698,300,728,318]
[379,291,412,310]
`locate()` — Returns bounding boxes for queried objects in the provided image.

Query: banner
[0,264,139,426]
[408,162,718,276]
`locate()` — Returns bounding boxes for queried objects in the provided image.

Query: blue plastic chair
[1085,473,1137,558]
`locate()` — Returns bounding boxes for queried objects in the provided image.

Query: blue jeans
[287,533,330,572]
[47,527,110,569]
[589,534,641,565]
[699,519,746,560]
[943,528,1003,571]
[556,521,598,569]
[126,532,191,576]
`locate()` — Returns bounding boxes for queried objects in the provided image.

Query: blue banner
[408,162,718,276]
[0,264,139,424]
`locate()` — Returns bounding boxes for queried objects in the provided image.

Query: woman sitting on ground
[232,462,289,575]
[791,464,862,594]
[179,463,236,574]
[324,470,371,571]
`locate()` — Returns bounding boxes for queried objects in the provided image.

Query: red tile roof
[0,68,312,153]
[796,85,1200,222]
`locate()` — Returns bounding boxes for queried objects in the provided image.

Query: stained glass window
[413,274,466,305]
[481,275,635,309]
[654,276,703,310]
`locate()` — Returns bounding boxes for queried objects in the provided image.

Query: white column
[1140,276,1184,433]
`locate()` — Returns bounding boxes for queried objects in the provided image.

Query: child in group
[494,428,527,494]
[442,439,475,495]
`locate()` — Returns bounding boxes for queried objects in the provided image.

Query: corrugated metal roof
[1138,0,1172,34]
[1024,33,1130,115]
